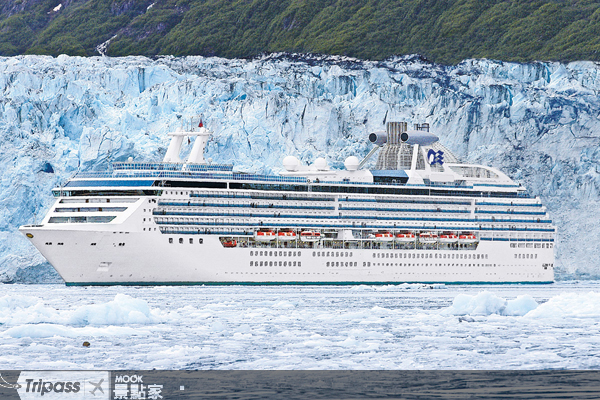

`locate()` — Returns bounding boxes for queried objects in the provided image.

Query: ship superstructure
[20,121,555,285]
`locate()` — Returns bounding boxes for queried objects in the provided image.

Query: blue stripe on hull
[65,280,555,286]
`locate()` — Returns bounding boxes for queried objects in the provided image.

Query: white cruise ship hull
[21,226,554,285]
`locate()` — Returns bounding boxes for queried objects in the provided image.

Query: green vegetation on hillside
[1,0,600,64]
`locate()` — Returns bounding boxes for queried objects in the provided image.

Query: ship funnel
[368,131,387,146]
[399,129,439,146]
[164,128,185,163]
[385,121,408,144]
[163,117,212,164]
[187,131,210,163]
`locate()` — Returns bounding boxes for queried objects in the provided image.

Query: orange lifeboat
[459,232,477,244]
[395,232,416,243]
[278,230,297,241]
[300,230,321,242]
[374,231,394,242]
[254,229,276,242]
[419,232,438,244]
[438,232,458,244]
[223,240,237,248]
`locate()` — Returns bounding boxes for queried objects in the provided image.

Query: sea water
[0,282,598,369]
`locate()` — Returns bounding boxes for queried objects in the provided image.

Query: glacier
[0,53,599,282]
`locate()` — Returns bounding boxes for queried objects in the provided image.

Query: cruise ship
[19,121,555,285]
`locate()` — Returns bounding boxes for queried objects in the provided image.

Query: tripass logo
[17,372,109,400]
[23,379,80,395]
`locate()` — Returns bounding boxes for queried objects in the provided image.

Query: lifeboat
[223,240,237,248]
[254,229,276,242]
[459,233,478,244]
[419,232,438,244]
[300,230,321,242]
[278,230,297,241]
[438,232,458,244]
[395,232,416,243]
[374,231,394,242]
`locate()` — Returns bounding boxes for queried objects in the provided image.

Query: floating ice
[525,291,600,319]
[351,283,446,291]
[0,293,159,328]
[505,295,540,316]
[443,291,539,316]
[3,324,149,338]
[0,283,599,369]
[444,290,600,318]
[68,294,158,325]
[0,294,60,325]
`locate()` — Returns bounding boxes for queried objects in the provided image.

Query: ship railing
[68,171,533,198]
[153,219,555,233]
[190,192,336,202]
[158,201,335,210]
[112,162,234,172]
[157,226,554,243]
[153,210,553,225]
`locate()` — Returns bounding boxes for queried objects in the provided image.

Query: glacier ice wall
[1,54,599,282]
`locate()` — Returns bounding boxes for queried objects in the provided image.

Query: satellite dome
[312,157,328,171]
[344,156,360,171]
[282,156,300,171]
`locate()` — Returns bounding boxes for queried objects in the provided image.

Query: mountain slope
[2,0,600,63]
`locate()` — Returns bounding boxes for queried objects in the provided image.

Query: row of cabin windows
[250,250,301,257]
[168,238,204,244]
[165,191,188,195]
[313,251,353,257]
[327,262,358,267]
[373,253,489,260]
[516,253,538,259]
[250,261,301,267]
[371,262,495,268]
[510,243,553,248]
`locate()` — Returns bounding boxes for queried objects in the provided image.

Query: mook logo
[427,149,444,166]
[17,372,109,400]
[113,374,164,400]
